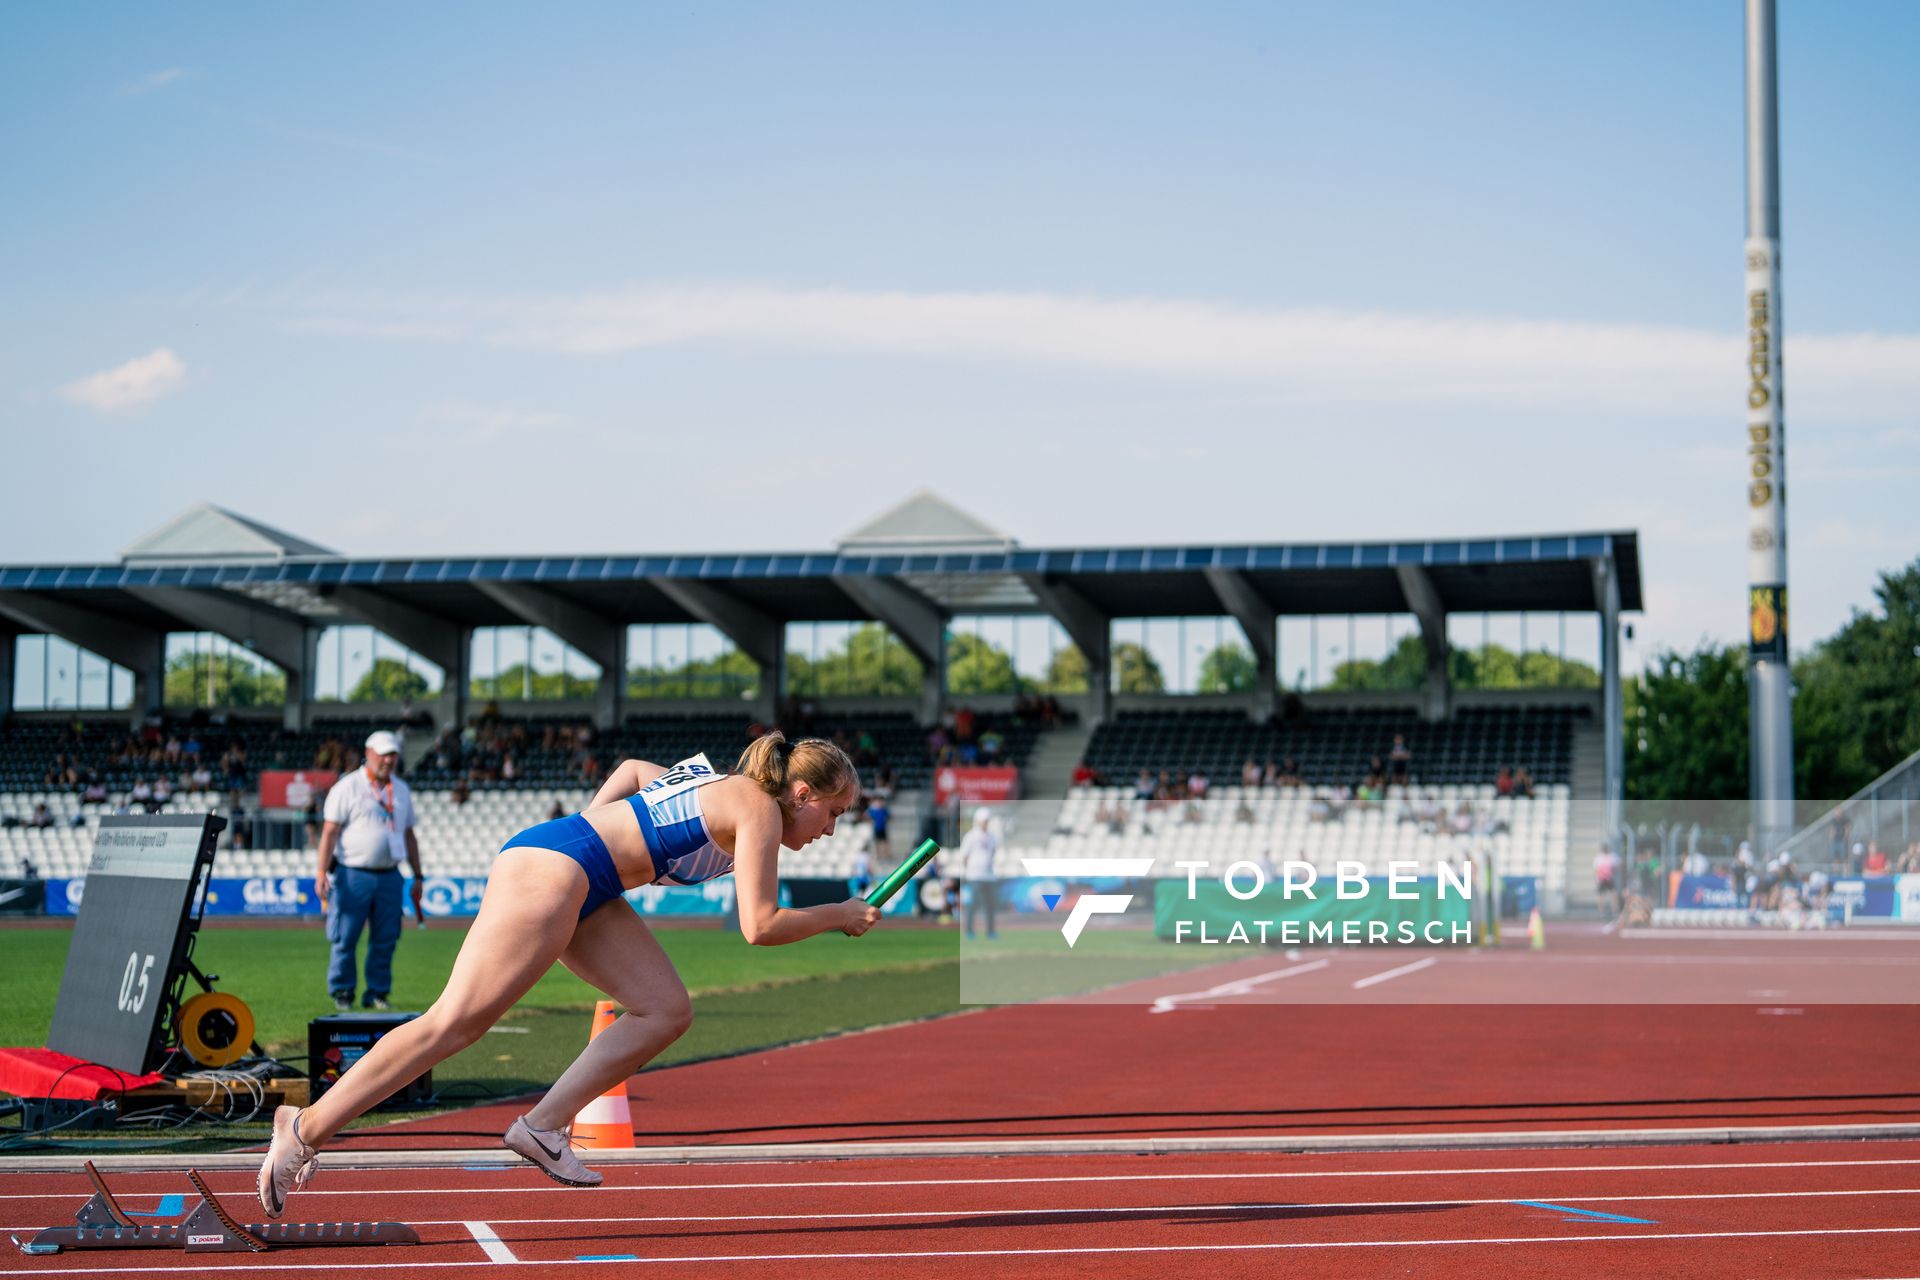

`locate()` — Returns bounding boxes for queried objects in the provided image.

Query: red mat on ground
[0,1046,165,1101]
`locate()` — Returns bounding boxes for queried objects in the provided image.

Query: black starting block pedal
[10,1161,419,1255]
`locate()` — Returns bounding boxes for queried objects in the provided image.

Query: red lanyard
[365,768,395,829]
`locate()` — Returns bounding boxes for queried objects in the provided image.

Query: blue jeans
[327,866,402,1002]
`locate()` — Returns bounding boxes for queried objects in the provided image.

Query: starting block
[11,1162,419,1255]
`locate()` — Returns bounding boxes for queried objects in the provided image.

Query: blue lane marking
[578,1255,639,1262]
[1513,1200,1656,1225]
[129,1195,185,1218]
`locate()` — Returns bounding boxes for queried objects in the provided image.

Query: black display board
[46,814,222,1074]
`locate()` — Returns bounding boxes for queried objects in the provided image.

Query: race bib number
[639,755,721,803]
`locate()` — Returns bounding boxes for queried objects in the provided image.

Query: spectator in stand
[1133,769,1156,811]
[1863,843,1890,875]
[1848,842,1867,875]
[450,780,470,808]
[1187,768,1210,801]
[1635,845,1663,898]
[82,778,108,806]
[1512,766,1536,799]
[1594,842,1623,917]
[1899,843,1920,874]
[28,802,53,829]
[130,778,154,811]
[152,776,173,809]
[867,791,892,862]
[848,844,872,897]
[1495,766,1514,797]
[1071,760,1098,787]
[1241,758,1262,789]
[229,804,252,850]
[978,727,1004,761]
[1277,756,1303,787]
[960,808,999,940]
[546,799,566,821]
[191,762,214,793]
[1234,792,1255,824]
[1388,734,1412,784]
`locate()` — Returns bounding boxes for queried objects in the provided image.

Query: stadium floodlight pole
[1744,0,1794,852]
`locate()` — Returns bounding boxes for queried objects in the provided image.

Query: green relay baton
[864,838,942,908]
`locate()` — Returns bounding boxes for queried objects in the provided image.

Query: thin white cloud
[423,401,573,445]
[120,68,188,97]
[58,348,187,412]
[281,285,1920,420]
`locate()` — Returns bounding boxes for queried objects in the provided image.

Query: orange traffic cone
[1527,907,1547,951]
[571,1000,635,1149]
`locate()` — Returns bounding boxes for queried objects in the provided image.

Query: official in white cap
[960,807,1000,940]
[316,730,423,1011]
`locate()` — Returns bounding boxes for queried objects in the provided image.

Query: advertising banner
[933,766,1020,808]
[258,769,338,810]
[1669,872,1742,910]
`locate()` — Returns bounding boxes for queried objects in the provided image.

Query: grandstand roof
[0,498,1642,636]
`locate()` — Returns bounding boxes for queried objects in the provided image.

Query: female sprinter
[258,732,876,1213]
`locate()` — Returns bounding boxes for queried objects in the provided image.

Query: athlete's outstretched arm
[733,800,879,946]
[588,758,669,809]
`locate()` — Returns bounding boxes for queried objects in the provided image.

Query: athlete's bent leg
[524,904,694,1131]
[259,848,586,1215]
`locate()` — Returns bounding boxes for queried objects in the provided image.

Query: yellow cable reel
[178,991,255,1067]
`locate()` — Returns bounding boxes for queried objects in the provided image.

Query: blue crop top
[624,755,733,886]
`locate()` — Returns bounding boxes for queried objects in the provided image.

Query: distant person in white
[961,807,1000,940]
[316,731,423,1012]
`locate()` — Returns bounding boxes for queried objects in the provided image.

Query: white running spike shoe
[256,1105,320,1218]
[504,1115,603,1187]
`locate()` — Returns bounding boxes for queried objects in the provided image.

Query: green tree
[1113,641,1165,694]
[947,632,1022,695]
[1042,644,1089,694]
[1196,642,1258,693]
[470,663,599,700]
[787,624,923,696]
[348,657,432,703]
[1331,634,1428,691]
[1623,643,1749,801]
[1792,556,1920,799]
[163,651,287,708]
[630,649,760,700]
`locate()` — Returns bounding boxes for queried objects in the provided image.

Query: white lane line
[10,1185,1920,1234]
[7,1155,1920,1199]
[1147,959,1330,1012]
[1352,957,1438,989]
[5,1226,1920,1272]
[465,1220,519,1264]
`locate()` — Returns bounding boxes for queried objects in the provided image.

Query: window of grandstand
[469,626,595,700]
[1442,613,1601,689]
[1275,615,1424,692]
[1109,617,1270,695]
[10,635,133,710]
[947,616,1086,695]
[163,632,287,708]
[312,625,445,702]
[628,623,758,699]
[784,622,923,696]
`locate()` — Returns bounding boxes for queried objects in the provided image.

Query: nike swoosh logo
[529,1129,565,1162]
[0,890,24,906]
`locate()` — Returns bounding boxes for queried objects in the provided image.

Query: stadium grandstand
[0,494,1640,915]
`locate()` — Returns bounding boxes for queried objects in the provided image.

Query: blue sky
[2,1,1916,675]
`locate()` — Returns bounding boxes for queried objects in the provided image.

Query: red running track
[5,1138,1920,1277]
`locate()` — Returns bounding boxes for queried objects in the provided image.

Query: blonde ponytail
[736,730,858,814]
